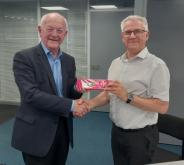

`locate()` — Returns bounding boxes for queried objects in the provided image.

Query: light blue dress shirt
[41,42,74,111]
[41,42,63,97]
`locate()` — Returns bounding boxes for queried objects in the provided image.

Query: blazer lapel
[36,44,58,95]
[60,55,67,97]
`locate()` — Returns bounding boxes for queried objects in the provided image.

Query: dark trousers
[22,118,69,165]
[111,123,159,165]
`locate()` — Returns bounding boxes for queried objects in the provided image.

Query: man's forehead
[124,19,143,25]
[124,20,144,29]
[43,19,66,27]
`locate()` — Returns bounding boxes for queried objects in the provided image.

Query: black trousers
[22,118,69,165]
[111,123,159,165]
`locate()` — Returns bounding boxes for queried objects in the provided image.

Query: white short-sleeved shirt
[108,47,170,129]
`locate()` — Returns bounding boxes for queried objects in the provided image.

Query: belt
[113,123,157,133]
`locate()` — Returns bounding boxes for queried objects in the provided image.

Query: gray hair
[120,15,148,32]
[39,12,68,31]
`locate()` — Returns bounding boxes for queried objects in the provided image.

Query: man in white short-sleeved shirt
[88,15,170,165]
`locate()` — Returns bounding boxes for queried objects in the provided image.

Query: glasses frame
[123,29,147,37]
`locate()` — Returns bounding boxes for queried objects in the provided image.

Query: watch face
[126,94,133,103]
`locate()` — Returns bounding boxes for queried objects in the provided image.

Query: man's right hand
[73,99,90,118]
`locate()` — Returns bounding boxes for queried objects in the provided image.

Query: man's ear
[37,26,42,33]
[64,30,68,37]
[146,31,150,41]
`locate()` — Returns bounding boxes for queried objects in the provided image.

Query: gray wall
[147,0,184,145]
[147,0,184,118]
[90,11,133,79]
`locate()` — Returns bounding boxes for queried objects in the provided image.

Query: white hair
[39,12,68,31]
[120,15,149,32]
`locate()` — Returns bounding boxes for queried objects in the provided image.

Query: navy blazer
[11,44,82,156]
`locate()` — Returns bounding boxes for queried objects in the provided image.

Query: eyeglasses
[123,29,147,37]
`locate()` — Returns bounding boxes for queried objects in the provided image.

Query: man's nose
[52,29,58,35]
[130,32,136,37]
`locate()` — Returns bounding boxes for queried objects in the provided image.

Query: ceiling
[89,0,134,8]
[0,0,134,8]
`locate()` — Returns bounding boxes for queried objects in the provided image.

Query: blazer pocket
[16,113,36,124]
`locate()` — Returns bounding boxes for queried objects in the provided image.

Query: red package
[75,79,111,91]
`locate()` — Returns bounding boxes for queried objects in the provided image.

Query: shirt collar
[136,47,149,59]
[41,42,62,58]
[121,47,149,62]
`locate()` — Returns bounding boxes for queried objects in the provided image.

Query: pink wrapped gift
[75,79,111,91]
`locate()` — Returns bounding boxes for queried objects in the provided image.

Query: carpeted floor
[0,105,182,165]
[0,111,113,165]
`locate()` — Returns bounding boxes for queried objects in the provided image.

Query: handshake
[72,79,110,118]
[72,79,126,118]
[72,99,91,118]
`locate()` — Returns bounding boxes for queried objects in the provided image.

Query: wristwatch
[126,94,134,104]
